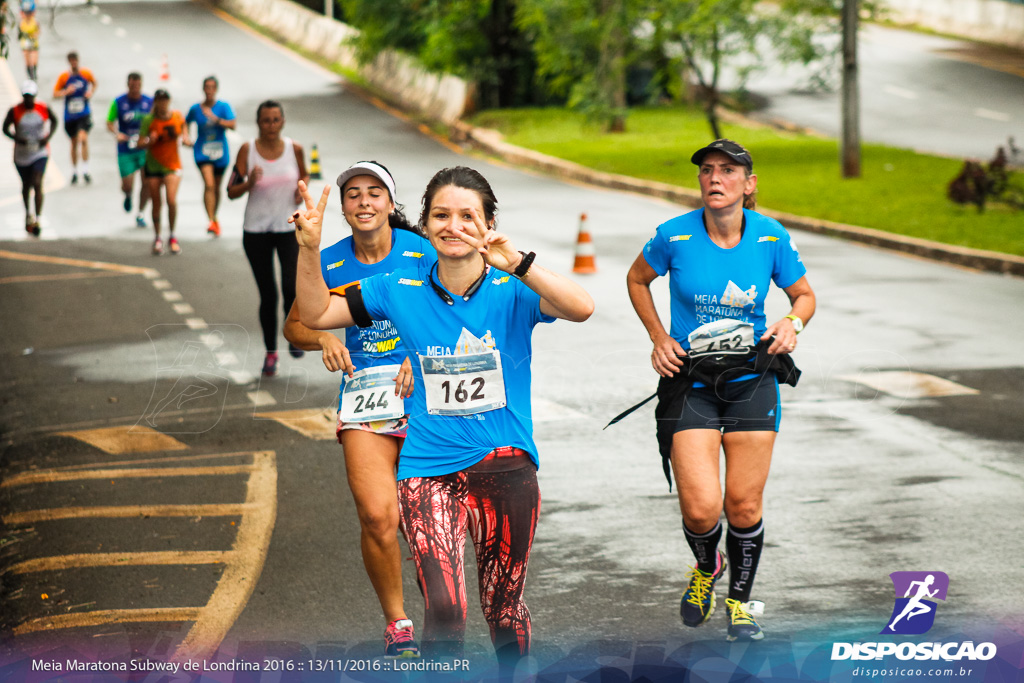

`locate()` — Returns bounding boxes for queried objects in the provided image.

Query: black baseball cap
[690,139,753,170]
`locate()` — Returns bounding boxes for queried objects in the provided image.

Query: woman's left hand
[394,357,415,398]
[452,207,522,273]
[761,318,798,355]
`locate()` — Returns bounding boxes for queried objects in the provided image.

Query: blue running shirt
[322,229,436,373]
[359,260,556,479]
[642,208,806,349]
[108,94,153,155]
[186,101,235,167]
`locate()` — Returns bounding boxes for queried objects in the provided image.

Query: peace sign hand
[290,180,330,250]
[452,207,523,274]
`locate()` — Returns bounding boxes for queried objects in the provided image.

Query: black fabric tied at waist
[604,338,801,490]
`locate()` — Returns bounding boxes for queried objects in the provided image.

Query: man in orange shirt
[52,51,96,184]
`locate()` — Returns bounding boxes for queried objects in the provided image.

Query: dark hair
[67,51,78,61]
[153,89,170,100]
[419,166,498,229]
[127,72,142,82]
[342,160,422,236]
[256,100,283,121]
[203,75,218,89]
[742,167,757,210]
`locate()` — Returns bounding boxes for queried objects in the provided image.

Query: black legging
[242,231,298,353]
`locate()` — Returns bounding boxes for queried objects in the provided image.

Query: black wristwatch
[512,251,536,279]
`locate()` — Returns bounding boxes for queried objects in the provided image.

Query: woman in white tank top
[227,100,308,376]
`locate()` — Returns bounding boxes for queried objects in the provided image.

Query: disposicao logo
[831,571,997,663]
[882,571,948,635]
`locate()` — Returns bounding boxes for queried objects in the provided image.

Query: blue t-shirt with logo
[322,229,436,373]
[110,94,153,155]
[185,101,235,167]
[359,259,556,480]
[642,208,806,349]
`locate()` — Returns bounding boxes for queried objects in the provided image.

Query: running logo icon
[881,571,949,635]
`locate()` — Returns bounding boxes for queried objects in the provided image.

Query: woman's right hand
[248,165,263,186]
[289,179,329,250]
[652,332,686,377]
[318,333,355,376]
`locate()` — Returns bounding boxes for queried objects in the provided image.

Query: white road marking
[153,279,172,289]
[837,371,979,399]
[216,351,237,366]
[246,391,277,407]
[882,84,918,100]
[533,397,588,422]
[115,27,127,38]
[100,14,112,23]
[974,108,1010,122]
[173,303,195,315]
[200,332,224,348]
[185,318,208,330]
[162,290,182,301]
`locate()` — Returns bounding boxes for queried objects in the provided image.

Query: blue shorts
[673,375,780,433]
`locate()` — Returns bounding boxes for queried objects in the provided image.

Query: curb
[453,122,1024,279]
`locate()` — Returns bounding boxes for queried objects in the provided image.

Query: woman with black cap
[625,139,816,641]
[284,161,435,659]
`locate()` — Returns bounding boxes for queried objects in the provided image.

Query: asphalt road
[750,24,1024,161]
[1,2,1023,680]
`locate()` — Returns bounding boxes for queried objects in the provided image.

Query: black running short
[64,115,92,138]
[673,374,780,433]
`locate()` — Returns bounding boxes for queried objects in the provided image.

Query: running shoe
[680,550,726,627]
[725,598,765,641]
[84,173,92,184]
[207,220,220,237]
[384,619,420,659]
[124,193,132,213]
[261,352,279,377]
[152,238,164,256]
[169,237,181,255]
[288,344,305,359]
[71,174,78,185]
[136,215,148,228]
[25,220,40,237]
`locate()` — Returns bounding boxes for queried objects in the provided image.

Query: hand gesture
[393,357,415,398]
[761,319,797,355]
[452,207,521,273]
[289,179,329,250]
[248,165,263,187]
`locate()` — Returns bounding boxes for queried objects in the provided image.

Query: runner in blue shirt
[292,166,593,669]
[52,51,96,184]
[185,76,235,237]
[626,139,816,642]
[106,72,152,227]
[284,161,435,659]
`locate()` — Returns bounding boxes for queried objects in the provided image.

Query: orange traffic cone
[572,212,597,274]
[160,54,170,81]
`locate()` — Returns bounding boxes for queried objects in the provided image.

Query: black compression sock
[683,519,723,574]
[727,519,764,602]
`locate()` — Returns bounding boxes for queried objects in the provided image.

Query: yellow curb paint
[0,250,158,277]
[173,451,277,661]
[837,371,980,399]
[4,503,255,526]
[14,608,202,635]
[2,463,260,489]
[57,426,188,455]
[255,407,337,440]
[7,551,231,575]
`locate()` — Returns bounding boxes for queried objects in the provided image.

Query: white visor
[335,162,397,202]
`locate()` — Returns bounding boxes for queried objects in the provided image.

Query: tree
[516,0,644,131]
[653,0,836,139]
[340,0,537,109]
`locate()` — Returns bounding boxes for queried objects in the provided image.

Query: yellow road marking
[0,250,159,277]
[174,451,277,661]
[58,426,188,455]
[15,608,202,635]
[7,551,231,575]
[0,271,133,285]
[838,371,980,399]
[4,503,256,526]
[59,450,266,471]
[255,407,337,440]
[2,464,260,488]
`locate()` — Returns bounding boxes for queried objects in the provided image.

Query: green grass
[468,107,1024,257]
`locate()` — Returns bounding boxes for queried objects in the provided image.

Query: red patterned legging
[397,455,540,660]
